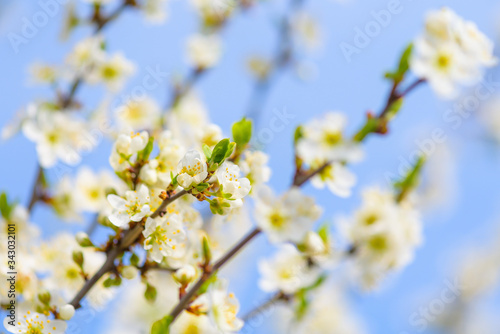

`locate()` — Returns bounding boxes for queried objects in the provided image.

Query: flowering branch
[69,189,187,308]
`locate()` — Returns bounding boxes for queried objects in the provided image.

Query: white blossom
[310,162,356,198]
[216,162,251,200]
[411,7,496,98]
[176,149,208,189]
[109,131,149,172]
[258,244,320,294]
[3,310,66,334]
[194,279,244,333]
[143,214,186,262]
[239,150,271,187]
[186,33,222,69]
[254,186,322,243]
[297,111,363,165]
[115,96,161,131]
[88,52,135,92]
[107,184,152,228]
[22,107,95,168]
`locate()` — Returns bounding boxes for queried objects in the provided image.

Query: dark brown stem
[168,227,262,321]
[27,165,43,214]
[242,292,288,321]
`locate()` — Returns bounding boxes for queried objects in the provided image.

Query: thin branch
[27,165,43,213]
[167,227,262,321]
[242,292,287,322]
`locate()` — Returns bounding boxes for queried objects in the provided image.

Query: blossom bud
[173,264,197,285]
[75,232,94,247]
[303,231,326,255]
[59,304,75,320]
[121,266,138,280]
[37,290,51,305]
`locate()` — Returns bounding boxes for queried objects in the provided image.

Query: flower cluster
[342,188,423,289]
[411,7,496,98]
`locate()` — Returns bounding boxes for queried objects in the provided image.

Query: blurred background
[2,0,500,333]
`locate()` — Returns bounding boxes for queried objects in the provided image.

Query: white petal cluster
[254,186,322,243]
[140,131,185,189]
[109,131,149,172]
[87,52,135,92]
[344,188,422,289]
[194,279,244,333]
[3,310,67,334]
[115,97,161,131]
[107,184,152,228]
[176,149,208,189]
[239,150,271,188]
[297,111,361,197]
[186,33,222,69]
[143,214,186,263]
[75,167,123,213]
[259,245,321,294]
[141,0,169,24]
[216,162,251,200]
[411,7,496,98]
[22,107,96,168]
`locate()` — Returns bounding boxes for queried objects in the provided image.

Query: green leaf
[0,192,12,220]
[210,139,230,164]
[294,125,304,144]
[139,137,155,162]
[225,142,236,160]
[232,117,253,147]
[385,97,404,120]
[394,155,426,202]
[202,144,212,161]
[72,251,84,268]
[145,283,157,302]
[317,223,329,244]
[198,273,218,295]
[130,253,140,267]
[151,315,173,334]
[385,43,413,84]
[202,236,212,264]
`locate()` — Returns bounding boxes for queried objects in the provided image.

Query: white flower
[411,7,496,99]
[254,186,322,243]
[216,162,251,200]
[310,162,356,197]
[195,279,243,333]
[199,123,223,148]
[143,214,186,262]
[29,63,58,84]
[186,33,222,69]
[142,0,169,24]
[107,184,151,228]
[115,97,160,131]
[22,108,96,168]
[258,244,320,294]
[176,150,208,189]
[75,167,121,212]
[3,310,66,334]
[66,35,105,78]
[59,304,75,320]
[109,131,149,172]
[52,176,82,222]
[292,11,322,51]
[239,150,271,187]
[89,52,135,91]
[297,111,363,165]
[344,188,422,289]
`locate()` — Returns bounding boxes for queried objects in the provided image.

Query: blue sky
[2,0,500,333]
